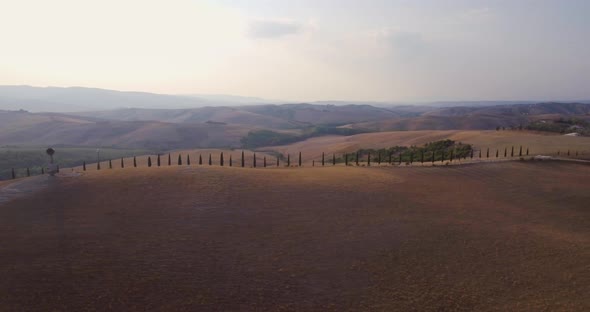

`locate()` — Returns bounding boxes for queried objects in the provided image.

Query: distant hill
[0,110,252,149]
[0,86,272,112]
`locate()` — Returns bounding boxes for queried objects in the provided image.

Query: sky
[1,0,589,102]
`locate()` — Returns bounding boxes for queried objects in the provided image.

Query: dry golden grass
[0,161,589,311]
[266,130,590,162]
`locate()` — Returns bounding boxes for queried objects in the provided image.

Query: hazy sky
[1,0,589,102]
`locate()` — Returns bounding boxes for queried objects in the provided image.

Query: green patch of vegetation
[0,146,151,180]
[526,118,589,135]
[346,140,473,163]
[241,126,372,148]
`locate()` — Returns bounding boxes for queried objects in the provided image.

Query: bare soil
[0,161,589,311]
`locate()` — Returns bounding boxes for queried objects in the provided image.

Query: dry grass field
[266,130,590,162]
[1,161,589,311]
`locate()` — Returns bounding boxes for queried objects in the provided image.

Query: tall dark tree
[168,153,171,166]
[83,161,86,171]
[410,152,414,164]
[504,147,507,157]
[345,153,348,166]
[356,152,359,166]
[264,156,267,168]
[199,154,203,165]
[287,154,290,166]
[220,152,224,166]
[332,154,336,166]
[432,150,435,163]
[479,150,482,158]
[41,167,45,174]
[441,150,445,162]
[276,156,279,167]
[421,150,425,164]
[229,155,233,167]
[122,157,126,168]
[11,168,15,179]
[187,154,191,165]
[133,156,137,167]
[322,152,325,166]
[519,146,523,157]
[378,152,381,165]
[486,148,489,158]
[399,153,402,165]
[241,150,245,167]
[567,150,570,156]
[470,149,474,159]
[389,153,392,164]
[299,152,302,167]
[496,149,499,158]
[27,168,30,177]
[368,152,371,166]
[253,153,257,168]
[527,148,530,156]
[156,154,160,167]
[178,154,182,165]
[450,150,454,162]
[109,159,113,169]
[313,160,315,167]
[511,146,514,157]
[148,157,152,167]
[209,154,212,166]
[557,150,560,156]
[97,161,101,170]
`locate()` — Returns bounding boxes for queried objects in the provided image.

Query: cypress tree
[527,148,530,156]
[441,150,445,162]
[187,154,191,165]
[470,149,474,159]
[199,154,203,165]
[264,156,267,168]
[399,153,402,165]
[287,154,290,166]
[220,152,224,166]
[229,155,233,167]
[450,150,453,162]
[156,154,160,167]
[421,150,425,164]
[27,168,30,177]
[133,156,137,167]
[313,160,315,167]
[504,147,507,157]
[368,152,371,166]
[253,153,257,167]
[432,150,435,163]
[178,154,182,166]
[511,146,514,157]
[148,157,152,167]
[479,150,481,158]
[557,150,560,156]
[299,152,302,166]
[345,153,348,166]
[410,152,414,164]
[378,152,381,165]
[209,154,212,166]
[332,154,336,166]
[168,153,171,166]
[108,159,112,169]
[496,149,499,158]
[519,146,523,157]
[11,168,15,179]
[83,161,86,171]
[276,156,279,167]
[486,148,489,158]
[97,161,101,170]
[567,150,570,156]
[389,153,392,164]
[122,157,126,168]
[322,152,325,166]
[241,151,245,167]
[356,152,359,166]
[41,167,45,174]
